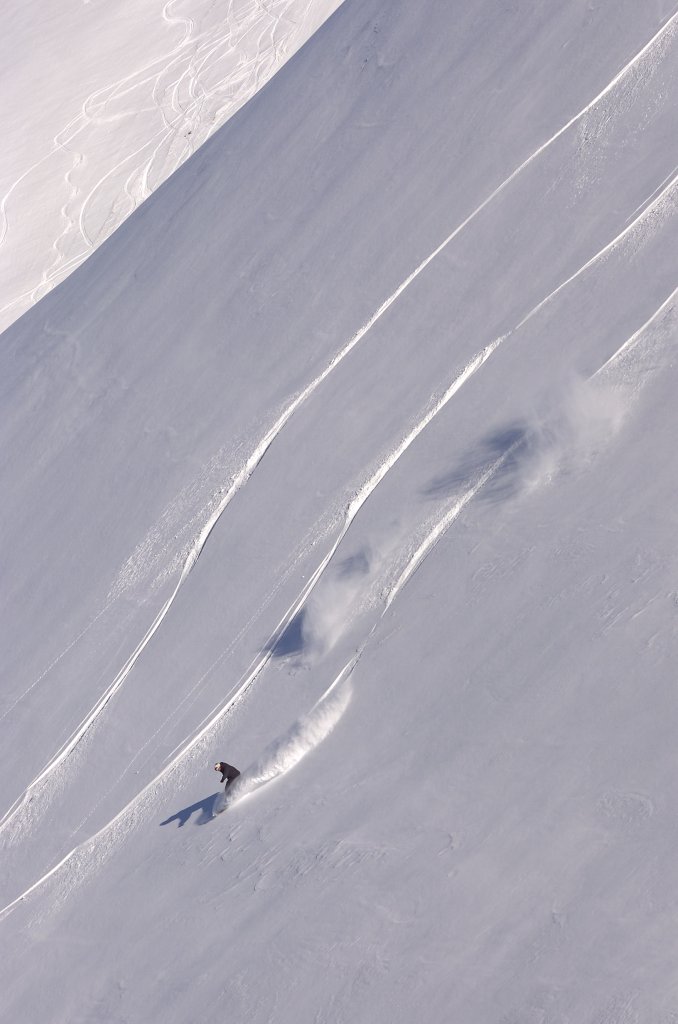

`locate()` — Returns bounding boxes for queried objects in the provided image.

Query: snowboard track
[0,288,674,924]
[1,10,677,916]
[10,0,675,751]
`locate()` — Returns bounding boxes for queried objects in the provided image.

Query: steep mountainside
[1,2,677,1020]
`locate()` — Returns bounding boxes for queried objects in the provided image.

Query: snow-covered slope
[0,0,342,333]
[1,1,678,1020]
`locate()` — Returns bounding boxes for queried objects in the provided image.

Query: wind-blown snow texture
[1,1,678,1020]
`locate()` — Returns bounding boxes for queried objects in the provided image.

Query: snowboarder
[214,761,240,789]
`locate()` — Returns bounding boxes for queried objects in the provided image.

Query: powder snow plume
[217,681,352,812]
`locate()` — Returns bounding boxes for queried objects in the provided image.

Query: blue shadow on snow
[160,791,220,827]
[424,423,532,505]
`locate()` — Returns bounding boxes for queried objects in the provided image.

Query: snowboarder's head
[214,762,223,773]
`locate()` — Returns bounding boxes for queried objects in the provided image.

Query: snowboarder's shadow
[160,791,220,827]
[423,423,532,505]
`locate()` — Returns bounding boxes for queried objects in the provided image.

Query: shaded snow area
[1,1,678,1020]
[0,0,342,332]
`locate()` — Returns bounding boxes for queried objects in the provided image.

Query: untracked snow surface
[1,1,678,1021]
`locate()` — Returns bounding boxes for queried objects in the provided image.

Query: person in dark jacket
[214,761,240,788]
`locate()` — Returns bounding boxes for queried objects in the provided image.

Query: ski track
[1,11,677,915]
[513,169,678,335]
[11,0,678,667]
[387,286,678,609]
[4,88,673,840]
[0,287,447,835]
[0,285,673,923]
[1,184,491,833]
[626,164,678,223]
[594,283,678,377]
[2,2,674,322]
[386,446,523,608]
[11,107,674,736]
[0,598,116,727]
[75,337,501,834]
[0,0,321,327]
[12,143,668,833]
